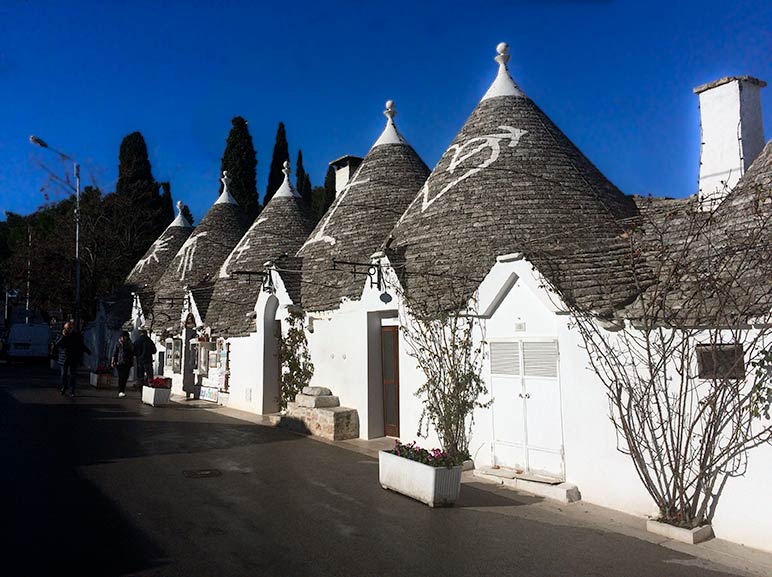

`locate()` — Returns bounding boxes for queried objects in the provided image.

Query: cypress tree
[114,131,170,232]
[181,204,195,226]
[322,164,336,215]
[159,182,174,224]
[302,173,312,204]
[116,132,153,198]
[312,165,337,220]
[106,131,169,281]
[295,149,313,204]
[219,116,259,221]
[264,122,289,205]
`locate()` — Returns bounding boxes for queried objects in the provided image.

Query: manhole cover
[183,469,222,479]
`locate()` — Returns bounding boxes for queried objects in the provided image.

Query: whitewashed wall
[467,257,772,553]
[219,253,772,552]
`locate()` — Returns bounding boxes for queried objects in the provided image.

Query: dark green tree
[180,204,195,226]
[264,122,289,205]
[116,132,153,196]
[103,131,171,289]
[312,165,337,219]
[219,116,259,221]
[295,149,313,204]
[159,181,174,224]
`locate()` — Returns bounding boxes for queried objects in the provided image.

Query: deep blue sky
[1,0,770,223]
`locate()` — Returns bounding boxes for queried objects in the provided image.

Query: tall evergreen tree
[219,116,259,221]
[322,164,336,215]
[104,131,170,285]
[264,122,289,205]
[295,149,313,204]
[116,132,154,197]
[159,181,174,224]
[180,204,195,226]
[311,165,337,220]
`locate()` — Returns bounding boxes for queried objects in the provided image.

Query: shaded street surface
[0,363,757,577]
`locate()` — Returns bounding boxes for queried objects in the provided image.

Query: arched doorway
[261,295,280,414]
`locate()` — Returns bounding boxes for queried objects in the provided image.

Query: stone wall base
[282,403,359,440]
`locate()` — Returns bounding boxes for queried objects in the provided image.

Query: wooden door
[381,326,400,437]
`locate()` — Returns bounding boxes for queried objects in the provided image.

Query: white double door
[490,339,564,480]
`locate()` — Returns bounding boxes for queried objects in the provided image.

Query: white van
[6,323,53,361]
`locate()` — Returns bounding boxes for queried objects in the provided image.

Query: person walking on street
[132,329,156,388]
[53,320,91,397]
[112,331,134,398]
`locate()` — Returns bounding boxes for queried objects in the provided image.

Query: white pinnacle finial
[372,99,406,147]
[221,170,230,194]
[215,170,238,205]
[495,42,511,67]
[273,160,299,199]
[481,41,524,101]
[384,100,396,120]
[170,200,192,227]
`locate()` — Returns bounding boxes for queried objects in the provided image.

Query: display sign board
[199,386,219,403]
[172,339,182,373]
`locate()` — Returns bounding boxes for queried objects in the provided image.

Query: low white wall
[226,333,261,412]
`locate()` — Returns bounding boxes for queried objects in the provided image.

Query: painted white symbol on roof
[218,217,268,278]
[301,172,371,249]
[131,236,172,276]
[421,125,527,212]
[176,231,208,281]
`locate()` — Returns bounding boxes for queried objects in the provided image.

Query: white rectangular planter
[646,519,714,544]
[142,386,171,407]
[89,372,112,389]
[378,450,462,507]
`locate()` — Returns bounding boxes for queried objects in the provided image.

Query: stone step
[302,386,332,397]
[473,469,581,503]
[295,393,340,408]
[282,404,359,441]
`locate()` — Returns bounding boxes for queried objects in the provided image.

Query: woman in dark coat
[111,331,134,398]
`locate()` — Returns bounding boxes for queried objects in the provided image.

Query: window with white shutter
[523,341,558,378]
[490,342,520,376]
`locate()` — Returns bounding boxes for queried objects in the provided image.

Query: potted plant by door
[379,441,463,507]
[142,377,172,406]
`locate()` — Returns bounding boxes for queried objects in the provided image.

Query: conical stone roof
[107,202,193,330]
[152,173,247,330]
[628,140,772,326]
[298,101,430,312]
[387,43,640,317]
[206,162,316,336]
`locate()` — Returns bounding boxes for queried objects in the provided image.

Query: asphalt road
[0,363,750,577]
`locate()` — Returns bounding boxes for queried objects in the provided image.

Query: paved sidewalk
[212,402,772,577]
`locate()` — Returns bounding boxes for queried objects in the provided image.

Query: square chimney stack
[694,76,766,209]
[329,155,364,197]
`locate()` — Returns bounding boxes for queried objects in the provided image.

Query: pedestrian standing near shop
[132,329,156,388]
[112,331,134,398]
[53,320,91,397]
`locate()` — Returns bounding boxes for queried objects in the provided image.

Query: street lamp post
[29,135,81,329]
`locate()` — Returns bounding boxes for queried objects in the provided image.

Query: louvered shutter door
[490,342,520,376]
[523,341,558,378]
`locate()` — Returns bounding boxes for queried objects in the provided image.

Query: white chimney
[329,155,363,197]
[694,76,766,209]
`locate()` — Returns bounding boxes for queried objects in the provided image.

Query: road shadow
[455,481,543,508]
